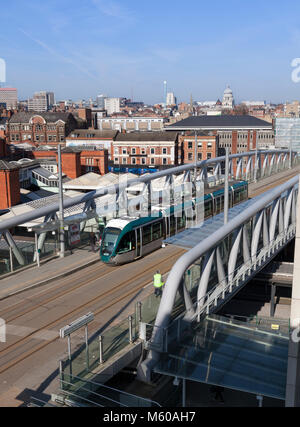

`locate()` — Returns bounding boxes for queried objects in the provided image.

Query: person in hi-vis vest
[153,270,164,297]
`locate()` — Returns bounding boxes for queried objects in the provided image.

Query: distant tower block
[164,81,167,105]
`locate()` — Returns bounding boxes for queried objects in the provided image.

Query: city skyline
[1,0,300,104]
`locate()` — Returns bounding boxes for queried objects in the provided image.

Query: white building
[222,86,234,110]
[0,88,18,110]
[242,101,266,107]
[166,92,177,106]
[104,97,120,116]
[28,91,55,112]
[97,115,166,132]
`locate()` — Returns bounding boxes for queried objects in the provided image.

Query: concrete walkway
[0,248,100,300]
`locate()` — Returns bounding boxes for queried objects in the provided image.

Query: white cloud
[91,0,134,20]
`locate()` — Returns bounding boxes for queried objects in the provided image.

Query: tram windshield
[101,227,121,255]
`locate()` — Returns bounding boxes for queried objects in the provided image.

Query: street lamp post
[58,144,65,258]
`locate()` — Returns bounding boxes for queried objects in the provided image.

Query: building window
[207,153,212,159]
[198,142,202,148]
[162,148,167,154]
[114,158,119,164]
[132,157,136,165]
[122,149,127,155]
[131,148,136,155]
[188,153,193,161]
[122,158,126,164]
[163,158,167,165]
[150,158,155,165]
[151,148,155,154]
[198,153,202,161]
[188,142,193,149]
[142,158,146,165]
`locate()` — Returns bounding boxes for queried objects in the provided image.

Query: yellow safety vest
[153,274,164,288]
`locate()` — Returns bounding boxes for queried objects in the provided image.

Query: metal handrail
[61,374,162,407]
[0,149,295,233]
[144,224,296,352]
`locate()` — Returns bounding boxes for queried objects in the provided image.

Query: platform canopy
[164,195,265,250]
[155,314,289,401]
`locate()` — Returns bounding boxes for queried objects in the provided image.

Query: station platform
[0,248,100,301]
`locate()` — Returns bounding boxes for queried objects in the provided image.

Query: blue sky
[1,0,300,104]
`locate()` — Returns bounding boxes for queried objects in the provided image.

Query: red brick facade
[32,148,108,177]
[178,134,218,164]
[0,166,20,209]
[7,112,83,147]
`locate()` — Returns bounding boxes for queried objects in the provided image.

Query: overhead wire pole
[224,147,229,225]
[194,131,198,196]
[58,144,65,258]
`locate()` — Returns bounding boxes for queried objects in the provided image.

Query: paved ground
[0,166,298,407]
[0,247,99,301]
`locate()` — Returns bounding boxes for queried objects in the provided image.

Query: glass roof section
[154,314,289,400]
[164,194,266,250]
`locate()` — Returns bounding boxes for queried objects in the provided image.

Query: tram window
[215,197,221,213]
[177,214,186,231]
[205,200,213,218]
[143,224,152,245]
[152,222,162,240]
[117,231,135,254]
[102,228,120,255]
[170,216,176,235]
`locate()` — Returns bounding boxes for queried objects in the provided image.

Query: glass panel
[101,228,120,256]
[156,314,289,400]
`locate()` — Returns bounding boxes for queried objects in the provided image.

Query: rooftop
[9,111,74,124]
[67,129,118,139]
[115,131,178,142]
[166,115,273,130]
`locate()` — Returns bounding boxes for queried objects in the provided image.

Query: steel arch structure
[138,174,299,382]
[0,149,296,235]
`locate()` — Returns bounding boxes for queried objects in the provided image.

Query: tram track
[0,168,299,381]
[0,263,113,322]
[0,248,184,375]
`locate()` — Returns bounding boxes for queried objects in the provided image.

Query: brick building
[0,88,18,110]
[178,132,219,164]
[112,132,179,167]
[0,160,20,209]
[166,115,274,154]
[32,147,108,178]
[98,115,166,132]
[66,129,118,160]
[7,112,86,147]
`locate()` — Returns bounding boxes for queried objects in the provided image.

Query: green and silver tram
[100,180,248,265]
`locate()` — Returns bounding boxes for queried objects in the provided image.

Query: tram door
[135,228,142,258]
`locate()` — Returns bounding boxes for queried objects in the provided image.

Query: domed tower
[222,85,234,110]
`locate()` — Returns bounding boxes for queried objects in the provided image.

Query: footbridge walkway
[137,175,299,403]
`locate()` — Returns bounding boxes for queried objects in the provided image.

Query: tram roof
[164,194,265,250]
